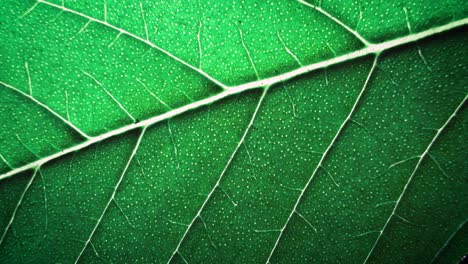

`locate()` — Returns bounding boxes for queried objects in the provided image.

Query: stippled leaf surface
[0,0,467,263]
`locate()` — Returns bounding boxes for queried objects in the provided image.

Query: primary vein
[0,18,466,181]
[234,18,467,91]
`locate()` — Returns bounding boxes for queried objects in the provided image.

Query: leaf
[0,0,467,263]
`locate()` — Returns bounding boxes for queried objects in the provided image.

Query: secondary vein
[0,18,466,181]
[35,0,227,90]
[362,95,467,264]
[265,56,378,263]
[166,87,269,264]
[74,127,146,264]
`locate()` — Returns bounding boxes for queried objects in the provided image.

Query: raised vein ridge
[362,95,468,264]
[0,18,466,181]
[265,55,378,263]
[33,0,228,90]
[167,87,269,263]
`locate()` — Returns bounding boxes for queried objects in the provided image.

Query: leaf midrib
[1,18,466,181]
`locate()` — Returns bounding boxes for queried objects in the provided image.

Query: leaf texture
[0,0,467,263]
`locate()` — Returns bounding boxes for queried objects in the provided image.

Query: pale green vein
[167,120,180,169]
[0,154,13,169]
[298,0,371,46]
[0,81,91,139]
[24,62,32,95]
[0,169,38,248]
[234,18,467,91]
[403,7,431,71]
[33,0,228,90]
[429,216,468,264]
[167,87,269,264]
[265,56,379,264]
[38,170,48,239]
[0,18,466,181]
[103,0,108,22]
[277,32,303,67]
[198,21,203,69]
[362,94,467,264]
[74,127,146,264]
[81,70,136,123]
[239,28,260,80]
[136,78,172,111]
[139,2,149,41]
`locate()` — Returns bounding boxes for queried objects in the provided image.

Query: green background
[0,0,467,263]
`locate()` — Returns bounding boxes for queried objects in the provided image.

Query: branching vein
[103,0,108,22]
[233,18,467,91]
[239,28,259,80]
[0,81,90,139]
[108,32,123,48]
[136,78,172,110]
[0,154,13,169]
[298,0,371,46]
[362,95,467,264]
[277,32,303,66]
[74,127,146,264]
[33,0,227,89]
[81,70,136,123]
[403,7,431,71]
[78,20,92,34]
[429,216,468,264]
[0,169,38,248]
[64,90,71,121]
[20,2,40,18]
[38,170,48,238]
[167,120,180,169]
[0,18,466,181]
[139,2,149,41]
[166,87,269,264]
[265,56,379,263]
[198,21,203,69]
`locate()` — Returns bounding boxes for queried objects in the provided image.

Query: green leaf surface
[0,0,467,263]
